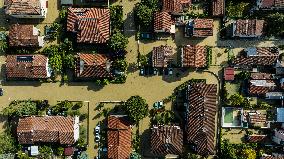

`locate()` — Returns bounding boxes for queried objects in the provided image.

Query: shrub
[205,46,212,68]
[79,113,88,121]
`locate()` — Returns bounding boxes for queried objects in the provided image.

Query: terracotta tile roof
[224,67,234,81]
[64,147,74,156]
[212,0,224,16]
[275,0,284,7]
[9,24,39,47]
[17,116,77,145]
[247,135,269,143]
[75,53,113,78]
[233,47,279,67]
[6,54,49,79]
[4,0,41,15]
[67,8,110,44]
[251,73,273,80]
[234,19,265,37]
[182,45,206,68]
[193,19,214,37]
[259,0,275,8]
[186,83,217,157]
[248,113,267,123]
[107,116,131,159]
[249,79,276,95]
[154,12,172,33]
[151,125,183,156]
[152,45,174,68]
[162,0,191,13]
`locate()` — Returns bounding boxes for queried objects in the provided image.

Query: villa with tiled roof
[232,19,265,38]
[181,45,206,68]
[185,19,214,37]
[212,0,224,17]
[162,0,191,14]
[152,45,174,68]
[256,0,284,10]
[67,8,110,44]
[153,12,174,34]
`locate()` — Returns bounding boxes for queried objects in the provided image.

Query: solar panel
[17,56,33,62]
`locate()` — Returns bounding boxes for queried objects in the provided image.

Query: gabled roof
[6,54,49,79]
[17,116,77,145]
[234,19,265,37]
[193,19,214,37]
[162,0,191,13]
[107,116,132,159]
[181,45,206,68]
[67,8,110,44]
[154,12,172,33]
[152,45,174,68]
[212,0,224,16]
[9,24,39,47]
[249,72,276,95]
[75,53,113,78]
[4,0,41,15]
[258,0,284,8]
[247,135,269,143]
[186,83,217,157]
[233,47,279,67]
[151,125,183,156]
[224,67,234,81]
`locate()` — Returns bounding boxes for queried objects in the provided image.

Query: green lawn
[224,108,234,123]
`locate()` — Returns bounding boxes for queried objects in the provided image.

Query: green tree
[62,54,75,69]
[0,132,16,154]
[185,153,199,159]
[108,30,129,52]
[110,5,123,30]
[49,53,63,72]
[112,58,128,72]
[2,100,38,117]
[134,3,153,27]
[39,145,52,159]
[240,148,256,159]
[220,139,237,159]
[229,94,245,107]
[266,13,284,36]
[124,96,149,123]
[141,0,159,11]
[130,152,142,159]
[235,71,251,80]
[76,151,89,159]
[51,100,73,115]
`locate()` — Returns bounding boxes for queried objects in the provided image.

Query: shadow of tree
[127,62,138,73]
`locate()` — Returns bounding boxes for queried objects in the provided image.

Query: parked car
[95,125,100,134]
[140,32,154,40]
[169,68,173,75]
[0,88,3,96]
[95,135,100,143]
[140,68,144,75]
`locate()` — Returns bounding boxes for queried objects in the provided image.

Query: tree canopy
[266,13,284,37]
[134,3,153,27]
[108,30,129,52]
[240,148,256,159]
[0,132,16,154]
[123,96,149,123]
[2,100,38,117]
[0,32,8,54]
[130,152,142,159]
[110,5,123,30]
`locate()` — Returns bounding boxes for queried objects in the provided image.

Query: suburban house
[150,125,183,157]
[17,116,79,145]
[186,83,217,157]
[212,0,225,17]
[67,8,110,44]
[256,0,284,10]
[272,129,284,145]
[185,19,214,38]
[244,110,269,128]
[4,0,48,18]
[162,0,191,14]
[249,73,276,96]
[232,19,265,38]
[9,24,44,47]
[6,55,52,80]
[153,12,175,34]
[223,67,235,81]
[233,47,279,68]
[246,135,269,143]
[75,53,113,79]
[181,45,206,68]
[152,45,174,68]
[107,115,132,159]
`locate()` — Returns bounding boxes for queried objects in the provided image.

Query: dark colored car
[140,32,154,40]
[0,88,3,96]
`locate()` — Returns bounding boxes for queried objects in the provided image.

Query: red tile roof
[154,12,172,33]
[259,0,284,8]
[249,79,276,95]
[152,45,174,68]
[75,53,113,78]
[193,19,214,37]
[182,45,206,68]
[4,0,41,15]
[247,135,269,143]
[251,73,273,80]
[162,0,191,13]
[233,47,279,67]
[234,19,265,37]
[224,67,234,81]
[6,55,49,79]
[186,83,217,157]
[9,24,39,47]
[64,147,74,156]
[151,125,183,156]
[275,0,284,7]
[107,116,131,159]
[17,116,77,145]
[67,8,110,44]
[212,0,224,16]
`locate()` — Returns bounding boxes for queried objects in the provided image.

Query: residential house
[246,135,269,143]
[153,12,175,34]
[186,83,217,157]
[233,47,279,68]
[152,45,174,68]
[151,125,183,157]
[273,129,284,145]
[256,0,284,10]
[181,45,206,68]
[67,8,110,44]
[162,0,191,14]
[212,0,225,17]
[6,55,52,80]
[245,110,269,128]
[249,73,276,96]
[4,0,48,18]
[9,24,44,47]
[17,116,79,145]
[224,67,235,81]
[185,19,214,38]
[75,53,113,79]
[277,108,284,122]
[107,115,132,159]
[232,19,265,38]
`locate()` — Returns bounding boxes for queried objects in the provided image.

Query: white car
[95,125,100,134]
[95,135,100,143]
